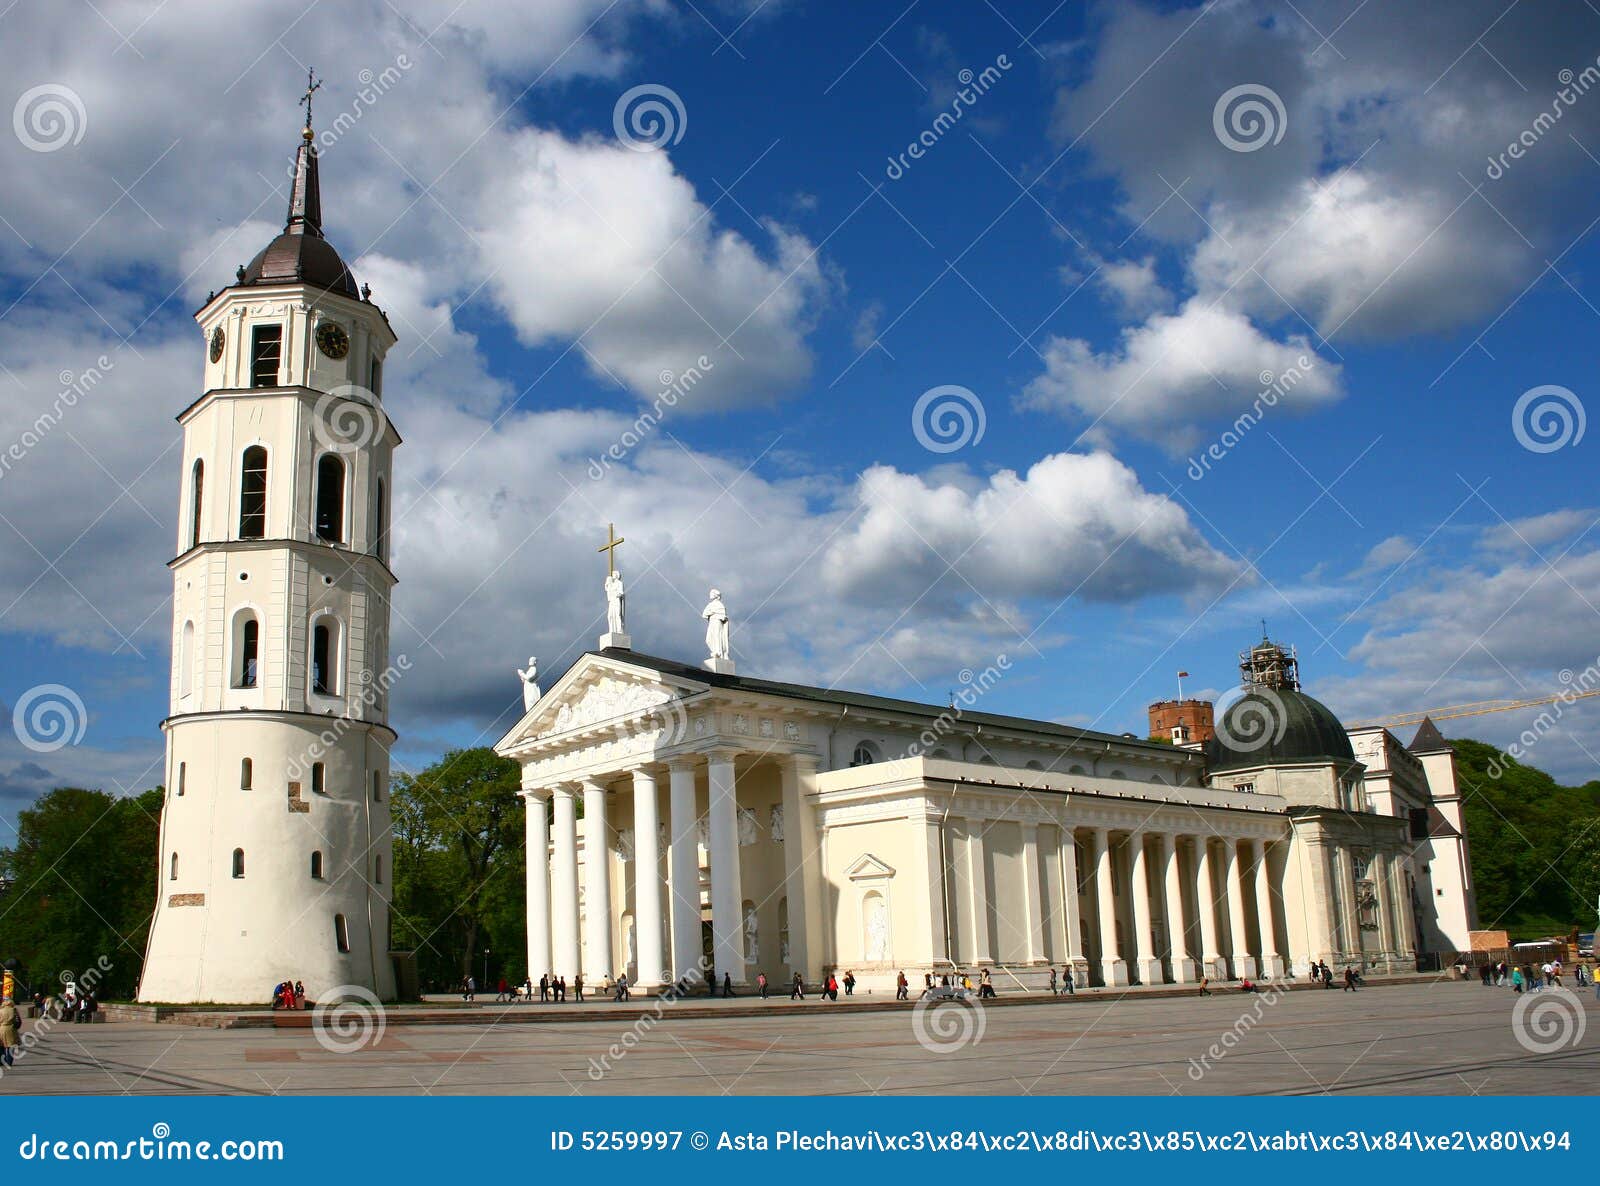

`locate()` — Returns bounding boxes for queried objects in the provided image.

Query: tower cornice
[168,535,397,585]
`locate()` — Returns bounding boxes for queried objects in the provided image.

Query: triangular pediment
[495,653,708,754]
[846,852,897,881]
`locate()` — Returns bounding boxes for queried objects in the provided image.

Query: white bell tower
[139,92,400,1003]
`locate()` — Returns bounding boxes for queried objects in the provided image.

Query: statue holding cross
[598,523,629,647]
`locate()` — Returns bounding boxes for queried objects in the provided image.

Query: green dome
[1205,687,1354,773]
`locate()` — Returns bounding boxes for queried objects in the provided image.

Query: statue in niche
[617,827,634,862]
[738,807,758,846]
[743,903,759,963]
[865,897,890,961]
[769,804,785,843]
[516,656,540,711]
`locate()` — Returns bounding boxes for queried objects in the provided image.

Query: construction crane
[1351,686,1600,731]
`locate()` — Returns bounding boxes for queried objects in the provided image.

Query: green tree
[390,748,525,990]
[0,786,164,999]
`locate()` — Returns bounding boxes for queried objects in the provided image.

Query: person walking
[1342,966,1358,992]
[757,972,768,999]
[573,973,584,1002]
[1197,974,1212,997]
[843,970,856,997]
[1062,965,1075,996]
[790,972,805,1000]
[895,970,909,1001]
[539,973,550,1002]
[0,997,19,1067]
[721,972,735,998]
[1048,967,1058,996]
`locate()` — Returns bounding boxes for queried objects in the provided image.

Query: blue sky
[1,0,1598,831]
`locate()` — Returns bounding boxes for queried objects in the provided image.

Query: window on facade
[189,459,204,549]
[311,761,326,794]
[238,446,268,538]
[1409,807,1429,841]
[234,613,259,688]
[372,770,383,801]
[334,913,351,953]
[239,757,252,790]
[232,848,245,878]
[310,851,323,879]
[314,454,345,542]
[374,854,383,884]
[368,357,382,398]
[179,621,195,698]
[170,852,178,880]
[1234,781,1256,794]
[374,477,387,562]
[850,742,879,767]
[177,762,186,796]
[312,620,336,695]
[250,324,282,388]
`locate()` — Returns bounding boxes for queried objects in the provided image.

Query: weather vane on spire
[299,67,322,134]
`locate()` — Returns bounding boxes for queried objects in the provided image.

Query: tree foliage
[1452,738,1600,938]
[389,747,526,991]
[0,786,164,999]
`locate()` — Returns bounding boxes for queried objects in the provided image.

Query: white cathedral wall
[139,716,393,1004]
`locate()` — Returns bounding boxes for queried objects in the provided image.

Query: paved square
[8,983,1596,1096]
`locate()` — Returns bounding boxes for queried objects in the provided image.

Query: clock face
[316,321,350,360]
[209,325,225,363]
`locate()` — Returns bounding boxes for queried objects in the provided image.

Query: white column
[706,751,745,985]
[667,759,702,986]
[1020,824,1046,963]
[1061,829,1089,982]
[1092,827,1127,986]
[551,784,580,980]
[1162,832,1195,982]
[1253,840,1285,978]
[966,820,993,964]
[631,768,665,987]
[520,789,551,982]
[1225,838,1257,979]
[1129,832,1162,984]
[1194,836,1222,980]
[779,754,819,977]
[582,779,613,981]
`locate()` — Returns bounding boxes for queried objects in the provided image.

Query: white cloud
[1476,508,1597,555]
[1093,255,1169,318]
[1020,299,1341,450]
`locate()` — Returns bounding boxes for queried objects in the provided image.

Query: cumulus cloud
[1093,255,1170,318]
[1020,299,1341,450]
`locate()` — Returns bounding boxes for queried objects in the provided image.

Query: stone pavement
[11,981,1598,1095]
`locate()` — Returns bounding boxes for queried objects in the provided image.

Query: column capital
[629,765,660,785]
[550,782,578,799]
[786,751,819,772]
[705,746,740,763]
[666,756,698,773]
[518,786,550,803]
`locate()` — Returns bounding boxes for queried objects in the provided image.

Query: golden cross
[597,522,625,575]
[299,67,322,129]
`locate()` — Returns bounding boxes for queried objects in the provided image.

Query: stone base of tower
[138,713,396,1004]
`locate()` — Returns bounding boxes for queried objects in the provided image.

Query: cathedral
[135,105,1476,1004]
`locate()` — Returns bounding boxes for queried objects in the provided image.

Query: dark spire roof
[1408,716,1450,754]
[237,123,358,299]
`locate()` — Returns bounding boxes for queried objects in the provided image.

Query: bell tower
[139,83,400,1002]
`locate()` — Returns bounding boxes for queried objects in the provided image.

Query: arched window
[179,620,195,698]
[177,762,186,796]
[334,913,351,953]
[231,848,245,878]
[374,854,383,884]
[239,446,268,539]
[368,356,382,397]
[311,761,326,794]
[240,757,252,790]
[374,477,387,562]
[1025,760,1045,771]
[314,454,345,542]
[169,852,178,880]
[310,851,324,879]
[371,770,383,801]
[232,611,259,688]
[850,741,880,768]
[311,618,338,696]
[189,459,204,549]
[250,323,282,387]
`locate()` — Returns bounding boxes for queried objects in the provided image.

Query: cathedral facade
[497,636,1475,992]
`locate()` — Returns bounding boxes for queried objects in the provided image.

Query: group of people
[270,979,306,1009]
[1478,958,1590,992]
